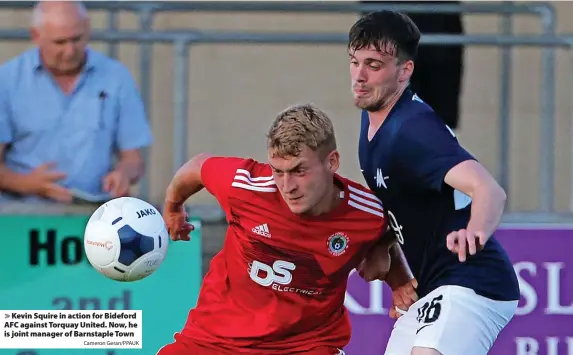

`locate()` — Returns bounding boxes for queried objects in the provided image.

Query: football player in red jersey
[158,104,417,355]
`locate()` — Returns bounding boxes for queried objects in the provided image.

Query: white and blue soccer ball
[84,197,169,282]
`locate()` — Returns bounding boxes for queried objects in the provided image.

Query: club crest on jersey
[327,233,349,256]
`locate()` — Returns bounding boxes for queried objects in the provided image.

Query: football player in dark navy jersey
[347,10,520,355]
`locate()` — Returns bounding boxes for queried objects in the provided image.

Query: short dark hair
[348,10,421,62]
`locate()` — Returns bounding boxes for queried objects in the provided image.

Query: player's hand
[162,201,194,241]
[446,229,487,262]
[389,305,402,320]
[102,169,131,198]
[28,162,72,203]
[389,278,418,319]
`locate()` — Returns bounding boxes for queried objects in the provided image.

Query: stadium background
[0,1,571,354]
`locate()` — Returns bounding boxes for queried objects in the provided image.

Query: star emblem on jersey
[252,223,271,238]
[375,168,388,189]
[327,233,349,256]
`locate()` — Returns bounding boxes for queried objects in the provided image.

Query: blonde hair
[267,104,337,159]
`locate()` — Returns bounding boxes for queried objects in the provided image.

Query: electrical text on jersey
[248,260,322,296]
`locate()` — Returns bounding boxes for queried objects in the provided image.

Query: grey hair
[32,1,88,28]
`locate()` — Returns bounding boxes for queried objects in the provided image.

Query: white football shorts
[384,285,518,355]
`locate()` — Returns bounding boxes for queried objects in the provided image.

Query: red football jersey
[181,157,387,353]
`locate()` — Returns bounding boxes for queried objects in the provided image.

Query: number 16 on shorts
[416,294,443,325]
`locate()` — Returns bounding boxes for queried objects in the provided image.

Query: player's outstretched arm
[444,160,507,261]
[165,152,213,207]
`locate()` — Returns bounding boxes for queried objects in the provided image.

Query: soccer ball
[84,197,169,282]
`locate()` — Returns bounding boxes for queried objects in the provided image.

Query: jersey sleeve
[201,156,246,212]
[390,112,475,192]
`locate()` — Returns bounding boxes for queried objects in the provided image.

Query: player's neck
[308,180,343,216]
[368,83,408,129]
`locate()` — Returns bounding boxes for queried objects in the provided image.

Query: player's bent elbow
[445,160,505,201]
[473,180,507,211]
[496,184,507,204]
[492,183,507,208]
[480,177,506,202]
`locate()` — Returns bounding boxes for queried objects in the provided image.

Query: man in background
[0,1,152,203]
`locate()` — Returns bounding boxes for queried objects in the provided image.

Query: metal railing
[0,1,563,216]
[1,1,557,206]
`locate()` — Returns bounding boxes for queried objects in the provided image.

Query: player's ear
[326,150,340,173]
[398,59,414,84]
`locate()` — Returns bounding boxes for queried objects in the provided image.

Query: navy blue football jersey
[358,88,519,301]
